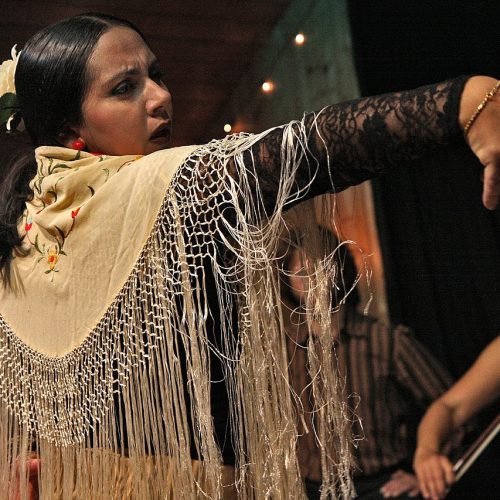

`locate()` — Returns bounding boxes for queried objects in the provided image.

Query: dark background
[349,1,499,496]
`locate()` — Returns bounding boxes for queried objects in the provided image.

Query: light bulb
[294,33,306,45]
[261,81,274,93]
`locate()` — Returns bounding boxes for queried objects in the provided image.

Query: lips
[150,122,171,141]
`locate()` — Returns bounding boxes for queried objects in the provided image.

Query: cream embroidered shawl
[0,128,354,498]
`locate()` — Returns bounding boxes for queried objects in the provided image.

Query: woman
[413,336,500,500]
[0,12,499,499]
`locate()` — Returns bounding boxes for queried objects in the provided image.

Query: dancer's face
[72,26,173,155]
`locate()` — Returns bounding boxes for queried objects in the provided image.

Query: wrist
[414,445,440,461]
[459,76,499,132]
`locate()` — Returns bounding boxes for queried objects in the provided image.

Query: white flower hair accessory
[0,45,22,132]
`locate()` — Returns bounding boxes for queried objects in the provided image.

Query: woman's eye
[112,81,135,96]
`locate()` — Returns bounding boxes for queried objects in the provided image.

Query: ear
[57,126,84,149]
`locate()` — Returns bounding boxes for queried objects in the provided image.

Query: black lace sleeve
[169,76,469,231]
[244,75,469,213]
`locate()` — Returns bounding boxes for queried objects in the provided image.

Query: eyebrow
[106,59,160,85]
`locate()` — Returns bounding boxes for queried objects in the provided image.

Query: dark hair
[0,13,143,284]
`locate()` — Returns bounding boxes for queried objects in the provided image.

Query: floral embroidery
[25,218,32,232]
[47,248,59,271]
[25,213,69,281]
[32,154,78,210]
[25,151,139,281]
[25,191,82,280]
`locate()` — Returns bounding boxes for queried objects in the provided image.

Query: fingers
[483,163,500,210]
[379,470,420,498]
[443,459,455,490]
[415,455,455,499]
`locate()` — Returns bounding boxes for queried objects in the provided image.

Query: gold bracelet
[464,80,500,136]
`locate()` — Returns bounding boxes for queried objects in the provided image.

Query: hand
[460,77,500,210]
[379,469,420,498]
[414,450,455,499]
[468,104,500,211]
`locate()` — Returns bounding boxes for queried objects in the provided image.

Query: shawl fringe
[1,120,356,498]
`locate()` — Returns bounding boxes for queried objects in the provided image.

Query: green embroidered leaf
[74,150,81,160]
[34,234,42,254]
[88,185,95,196]
[44,270,51,274]
[54,225,66,247]
[59,250,67,256]
[48,163,71,175]
[102,168,110,181]
[53,178,63,191]
[33,178,42,195]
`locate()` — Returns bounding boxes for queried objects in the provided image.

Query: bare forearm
[415,399,455,456]
[414,400,457,499]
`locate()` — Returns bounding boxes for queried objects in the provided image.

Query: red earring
[72,139,85,151]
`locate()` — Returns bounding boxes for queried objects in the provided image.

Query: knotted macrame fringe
[0,114,356,498]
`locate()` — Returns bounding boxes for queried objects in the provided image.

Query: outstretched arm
[413,336,500,499]
[245,75,499,213]
[245,76,470,214]
[175,76,499,232]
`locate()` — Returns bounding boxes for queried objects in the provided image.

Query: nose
[146,80,172,118]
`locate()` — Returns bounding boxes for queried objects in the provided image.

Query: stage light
[294,33,306,45]
[261,81,274,93]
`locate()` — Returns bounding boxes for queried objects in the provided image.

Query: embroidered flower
[47,248,59,271]
[25,214,33,232]
[26,153,121,281]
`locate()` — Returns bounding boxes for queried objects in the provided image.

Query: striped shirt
[287,310,454,480]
